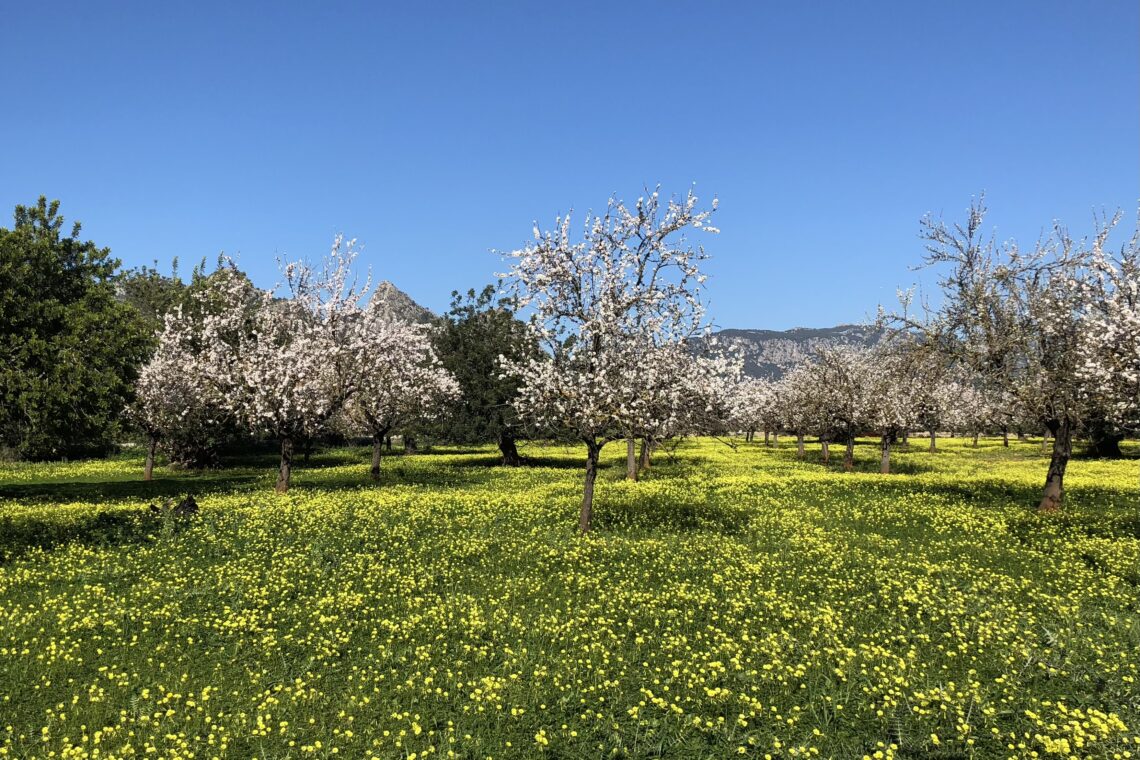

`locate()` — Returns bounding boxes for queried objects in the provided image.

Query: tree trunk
[972,432,979,447]
[821,440,830,464]
[625,437,638,481]
[303,438,313,463]
[1038,420,1072,512]
[498,432,522,466]
[773,432,779,446]
[1087,421,1124,458]
[1041,432,1050,452]
[404,434,417,454]
[638,438,650,472]
[1002,428,1009,447]
[385,435,392,451]
[580,440,602,533]
[843,436,855,472]
[880,434,891,474]
[276,436,294,493]
[144,434,157,481]
[901,430,909,446]
[929,428,936,452]
[370,433,384,480]
[764,430,770,446]
[796,432,805,459]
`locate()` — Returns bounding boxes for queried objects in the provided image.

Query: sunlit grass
[1,437,1137,759]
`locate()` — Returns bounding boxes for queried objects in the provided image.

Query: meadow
[0,438,1138,760]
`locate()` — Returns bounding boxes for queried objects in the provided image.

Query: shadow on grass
[0,473,262,504]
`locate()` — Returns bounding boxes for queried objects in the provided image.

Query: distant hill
[372,282,876,379]
[369,281,436,324]
[713,324,880,378]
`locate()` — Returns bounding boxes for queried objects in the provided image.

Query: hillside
[712,324,881,378]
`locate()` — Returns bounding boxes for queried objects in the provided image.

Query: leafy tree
[0,197,150,458]
[432,284,538,465]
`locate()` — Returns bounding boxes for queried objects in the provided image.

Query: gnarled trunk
[144,434,157,481]
[796,432,805,459]
[370,433,385,480]
[276,435,294,493]
[1038,419,1072,512]
[498,432,522,466]
[580,439,602,533]
[843,436,855,472]
[625,437,638,481]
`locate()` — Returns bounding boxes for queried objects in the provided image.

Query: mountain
[369,281,436,324]
[712,324,881,378]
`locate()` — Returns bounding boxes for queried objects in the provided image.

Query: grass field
[1,438,1138,760]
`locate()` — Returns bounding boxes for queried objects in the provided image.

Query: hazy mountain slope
[714,324,880,378]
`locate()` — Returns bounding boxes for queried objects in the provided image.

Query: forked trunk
[625,438,638,481]
[144,434,157,481]
[276,435,294,493]
[1038,420,1072,512]
[880,434,892,474]
[580,440,602,533]
[929,429,936,452]
[843,436,855,472]
[370,433,385,481]
[638,438,650,472]
[796,432,805,459]
[821,440,830,464]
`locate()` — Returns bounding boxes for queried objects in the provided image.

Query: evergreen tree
[0,197,150,458]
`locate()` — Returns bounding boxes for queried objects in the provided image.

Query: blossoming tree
[501,187,718,532]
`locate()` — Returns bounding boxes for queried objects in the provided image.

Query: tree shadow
[0,473,262,504]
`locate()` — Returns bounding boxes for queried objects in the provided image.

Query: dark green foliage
[431,284,540,461]
[0,198,150,459]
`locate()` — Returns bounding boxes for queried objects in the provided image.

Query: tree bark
[821,439,830,464]
[625,437,638,481]
[144,434,157,481]
[773,432,779,446]
[901,431,909,446]
[1002,428,1009,447]
[796,432,805,459]
[972,432,979,447]
[498,432,522,466]
[385,435,392,451]
[843,436,855,472]
[370,433,384,480]
[929,428,936,452]
[764,430,770,446]
[404,434,418,454]
[1038,419,1072,512]
[580,440,602,533]
[638,438,650,472]
[276,435,294,493]
[880,434,892,474]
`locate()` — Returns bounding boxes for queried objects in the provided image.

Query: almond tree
[207,237,370,492]
[918,199,1117,510]
[1079,221,1140,439]
[350,305,460,480]
[501,187,717,532]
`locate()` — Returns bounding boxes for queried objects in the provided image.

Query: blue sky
[3,1,1137,329]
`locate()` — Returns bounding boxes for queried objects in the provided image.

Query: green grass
[0,438,1138,759]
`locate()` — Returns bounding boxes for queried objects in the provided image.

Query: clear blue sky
[3,1,1137,329]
